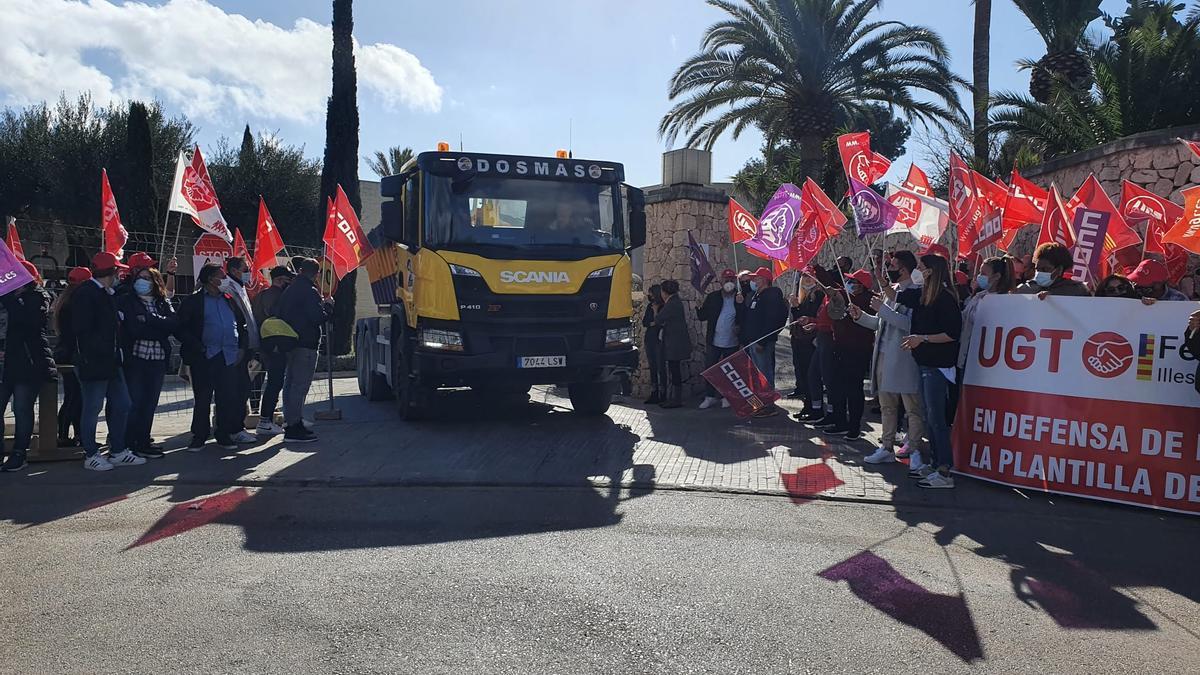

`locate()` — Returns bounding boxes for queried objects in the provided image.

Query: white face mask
[722,282,735,293]
[910,269,925,287]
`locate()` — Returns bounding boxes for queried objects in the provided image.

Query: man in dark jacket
[741,267,788,408]
[250,265,294,435]
[696,268,744,409]
[274,258,331,442]
[822,270,877,441]
[73,252,144,471]
[177,263,253,451]
[0,263,58,472]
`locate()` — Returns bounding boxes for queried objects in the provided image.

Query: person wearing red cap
[51,267,92,446]
[696,269,745,409]
[741,266,788,414]
[125,251,178,297]
[1129,259,1188,302]
[824,269,876,440]
[117,263,178,458]
[0,263,56,472]
[70,251,144,470]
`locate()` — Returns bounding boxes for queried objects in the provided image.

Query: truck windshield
[425,175,624,254]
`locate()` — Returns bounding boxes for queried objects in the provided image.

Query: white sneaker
[699,396,719,410]
[232,431,257,444]
[256,420,284,436]
[107,450,147,467]
[864,447,896,464]
[721,398,730,409]
[301,418,314,430]
[84,455,114,471]
[919,472,955,489]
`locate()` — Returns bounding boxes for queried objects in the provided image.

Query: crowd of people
[0,252,332,473]
[640,241,1200,490]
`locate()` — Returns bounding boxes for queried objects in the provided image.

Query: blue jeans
[750,341,777,390]
[124,358,167,451]
[0,382,38,455]
[919,366,952,470]
[80,371,132,457]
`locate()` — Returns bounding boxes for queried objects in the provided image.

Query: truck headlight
[587,267,614,279]
[605,326,632,348]
[419,328,464,351]
[449,264,481,277]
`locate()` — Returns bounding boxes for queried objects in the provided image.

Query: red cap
[954,270,969,286]
[20,260,40,283]
[848,269,873,287]
[90,251,127,272]
[127,251,157,270]
[1128,259,1168,285]
[721,268,736,279]
[921,243,951,259]
[754,266,773,282]
[68,267,93,285]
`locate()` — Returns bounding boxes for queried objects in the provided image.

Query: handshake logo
[1081,332,1135,378]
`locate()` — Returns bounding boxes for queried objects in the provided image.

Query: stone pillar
[632,182,732,398]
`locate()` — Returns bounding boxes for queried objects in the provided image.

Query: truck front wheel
[567,381,613,416]
[394,336,432,421]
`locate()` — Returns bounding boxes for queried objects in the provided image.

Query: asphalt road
[2,482,1197,674]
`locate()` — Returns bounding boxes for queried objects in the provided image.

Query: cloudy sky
[0,0,1129,187]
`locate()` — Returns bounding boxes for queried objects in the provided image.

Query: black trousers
[57,369,83,440]
[828,348,871,429]
[809,332,836,410]
[190,354,241,443]
[645,335,668,391]
[666,359,683,387]
[257,351,287,418]
[790,338,815,402]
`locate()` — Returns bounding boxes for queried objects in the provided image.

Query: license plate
[518,355,565,368]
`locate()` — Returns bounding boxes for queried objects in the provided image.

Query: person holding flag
[0,261,56,472]
[740,267,788,416]
[251,266,295,436]
[697,269,744,410]
[222,254,260,428]
[274,257,332,442]
[824,269,876,440]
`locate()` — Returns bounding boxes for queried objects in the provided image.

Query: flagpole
[170,212,185,261]
[320,241,338,419]
[157,207,172,262]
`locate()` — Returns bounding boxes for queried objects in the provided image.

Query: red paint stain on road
[126,488,253,549]
[819,551,984,662]
[780,462,845,504]
[81,494,128,512]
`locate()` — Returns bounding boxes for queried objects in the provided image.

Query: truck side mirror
[380,174,404,243]
[625,185,646,250]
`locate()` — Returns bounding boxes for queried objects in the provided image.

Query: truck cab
[356,150,645,419]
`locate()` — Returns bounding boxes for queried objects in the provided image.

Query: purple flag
[0,239,33,298]
[1068,207,1111,285]
[687,230,715,293]
[849,178,899,239]
[745,183,803,260]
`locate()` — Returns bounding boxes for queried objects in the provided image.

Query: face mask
[910,269,925,287]
[722,282,735,293]
[133,279,153,296]
[976,274,990,291]
[886,270,900,282]
[749,281,760,293]
[845,282,859,295]
[801,280,816,291]
[241,272,252,284]
[1034,271,1053,288]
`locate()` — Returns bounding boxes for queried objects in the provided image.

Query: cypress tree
[317,0,361,355]
[124,101,158,236]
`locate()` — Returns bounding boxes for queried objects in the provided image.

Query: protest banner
[700,349,780,418]
[953,295,1200,515]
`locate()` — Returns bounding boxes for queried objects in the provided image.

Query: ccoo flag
[700,349,781,418]
[323,184,373,280]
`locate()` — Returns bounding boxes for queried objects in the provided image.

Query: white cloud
[0,0,443,123]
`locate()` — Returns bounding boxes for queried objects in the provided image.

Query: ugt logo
[1081,331,1134,378]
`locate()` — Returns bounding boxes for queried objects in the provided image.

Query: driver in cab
[543,199,598,243]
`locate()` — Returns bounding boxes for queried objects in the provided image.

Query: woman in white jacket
[847,250,926,465]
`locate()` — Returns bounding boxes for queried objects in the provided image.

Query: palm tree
[365,146,414,178]
[1011,0,1102,103]
[973,0,992,162]
[992,1,1200,158]
[659,0,966,188]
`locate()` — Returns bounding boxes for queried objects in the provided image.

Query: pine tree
[317,0,361,355]
[123,101,158,236]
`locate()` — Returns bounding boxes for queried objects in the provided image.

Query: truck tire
[567,381,613,416]
[393,331,431,421]
[356,325,391,402]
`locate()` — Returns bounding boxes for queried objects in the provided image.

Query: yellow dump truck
[356,150,645,419]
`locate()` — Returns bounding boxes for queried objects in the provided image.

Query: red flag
[1037,185,1075,249]
[800,178,847,236]
[1069,176,1141,260]
[967,171,1007,251]
[323,185,372,280]
[1165,244,1189,284]
[786,213,830,271]
[253,197,286,272]
[949,153,981,256]
[837,132,888,185]
[5,218,24,261]
[101,168,127,258]
[728,198,759,243]
[1161,185,1200,254]
[1179,137,1200,161]
[232,227,249,260]
[1119,181,1183,256]
[901,164,933,196]
[180,146,233,242]
[1003,169,1047,233]
[699,349,781,418]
